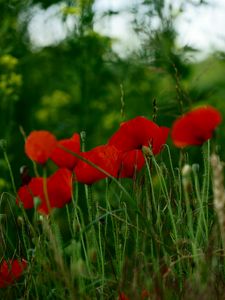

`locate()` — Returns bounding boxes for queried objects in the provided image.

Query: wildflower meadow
[1,105,225,299]
[2,1,225,299]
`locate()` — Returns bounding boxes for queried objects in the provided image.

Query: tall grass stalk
[150,152,183,279]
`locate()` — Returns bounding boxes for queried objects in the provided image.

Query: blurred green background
[1,0,225,192]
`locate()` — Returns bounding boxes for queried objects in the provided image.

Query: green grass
[1,141,225,300]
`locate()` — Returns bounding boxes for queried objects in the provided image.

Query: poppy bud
[20,165,31,186]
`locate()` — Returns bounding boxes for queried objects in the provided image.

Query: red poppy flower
[16,169,72,214]
[17,177,43,209]
[0,259,27,288]
[108,116,169,155]
[118,292,130,300]
[25,130,57,164]
[47,168,73,209]
[171,106,222,147]
[74,145,121,185]
[50,133,80,169]
[119,149,145,178]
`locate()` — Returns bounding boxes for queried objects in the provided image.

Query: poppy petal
[16,169,72,214]
[50,133,80,169]
[119,150,145,178]
[17,177,43,209]
[0,259,27,288]
[151,126,170,155]
[171,106,222,147]
[48,168,73,209]
[74,145,121,185]
[10,259,27,279]
[25,131,57,164]
[109,116,169,154]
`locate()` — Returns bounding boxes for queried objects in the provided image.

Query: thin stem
[3,149,16,194]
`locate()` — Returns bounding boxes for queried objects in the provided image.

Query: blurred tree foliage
[0,0,225,192]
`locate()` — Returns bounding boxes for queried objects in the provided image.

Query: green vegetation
[1,0,225,299]
[1,140,225,299]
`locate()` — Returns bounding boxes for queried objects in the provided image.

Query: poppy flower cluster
[16,116,169,213]
[17,132,80,214]
[0,259,27,288]
[6,105,222,293]
[16,106,222,214]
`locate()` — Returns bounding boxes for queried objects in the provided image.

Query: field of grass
[1,123,225,300]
